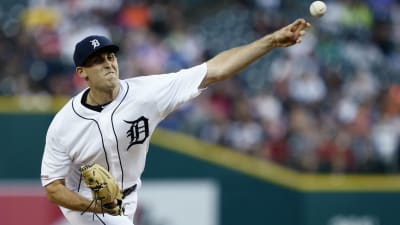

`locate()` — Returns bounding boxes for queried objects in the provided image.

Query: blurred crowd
[1,0,400,173]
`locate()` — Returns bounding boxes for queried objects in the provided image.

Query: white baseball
[310,1,327,18]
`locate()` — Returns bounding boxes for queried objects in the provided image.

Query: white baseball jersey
[40,63,207,224]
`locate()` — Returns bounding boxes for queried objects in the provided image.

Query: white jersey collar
[71,80,129,119]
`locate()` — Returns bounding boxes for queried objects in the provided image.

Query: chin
[107,82,118,89]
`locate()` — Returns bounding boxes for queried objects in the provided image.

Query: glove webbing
[81,184,107,225]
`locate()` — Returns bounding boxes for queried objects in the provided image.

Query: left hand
[270,18,311,47]
[102,200,124,216]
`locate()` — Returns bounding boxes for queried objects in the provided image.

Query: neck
[87,87,119,106]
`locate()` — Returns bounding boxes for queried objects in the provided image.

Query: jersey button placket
[98,112,123,188]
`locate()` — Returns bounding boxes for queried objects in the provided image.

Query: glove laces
[80,185,107,225]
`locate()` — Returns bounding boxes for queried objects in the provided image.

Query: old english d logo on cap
[90,39,101,49]
[73,35,119,67]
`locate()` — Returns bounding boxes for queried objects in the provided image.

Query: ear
[76,67,88,81]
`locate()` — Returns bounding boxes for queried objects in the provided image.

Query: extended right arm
[200,18,310,88]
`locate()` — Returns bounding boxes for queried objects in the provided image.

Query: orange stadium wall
[0,113,399,225]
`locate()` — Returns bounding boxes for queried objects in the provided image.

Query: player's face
[78,51,119,91]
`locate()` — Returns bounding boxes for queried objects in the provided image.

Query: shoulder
[123,63,207,85]
[47,88,86,135]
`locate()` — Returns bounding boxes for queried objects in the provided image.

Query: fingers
[290,18,311,33]
[103,202,124,216]
[291,19,311,44]
[295,30,308,43]
[290,19,305,32]
[273,18,310,47]
[294,18,307,26]
[103,206,122,216]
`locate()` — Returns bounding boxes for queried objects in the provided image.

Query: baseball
[310,1,327,18]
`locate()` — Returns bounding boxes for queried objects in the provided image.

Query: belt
[122,184,137,199]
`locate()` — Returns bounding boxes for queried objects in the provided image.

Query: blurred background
[0,0,400,224]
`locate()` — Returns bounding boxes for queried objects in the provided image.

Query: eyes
[84,53,116,67]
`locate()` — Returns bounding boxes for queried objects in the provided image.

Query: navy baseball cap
[73,35,119,67]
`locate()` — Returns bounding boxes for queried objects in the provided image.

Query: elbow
[201,73,225,88]
[44,181,64,204]
[45,187,58,204]
[204,65,228,87]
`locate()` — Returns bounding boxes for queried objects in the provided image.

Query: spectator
[1,0,400,173]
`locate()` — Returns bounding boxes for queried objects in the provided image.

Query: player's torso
[60,82,161,187]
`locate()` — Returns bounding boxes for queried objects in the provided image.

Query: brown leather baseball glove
[80,163,124,217]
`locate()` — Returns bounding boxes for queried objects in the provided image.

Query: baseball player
[41,18,310,225]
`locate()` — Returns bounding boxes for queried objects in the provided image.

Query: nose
[103,58,112,67]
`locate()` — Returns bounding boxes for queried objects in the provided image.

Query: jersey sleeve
[41,130,72,187]
[155,63,208,118]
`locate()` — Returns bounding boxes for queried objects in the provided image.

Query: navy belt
[122,184,137,199]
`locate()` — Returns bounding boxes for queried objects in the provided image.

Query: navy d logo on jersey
[124,116,149,150]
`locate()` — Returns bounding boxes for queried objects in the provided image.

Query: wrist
[260,34,276,50]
